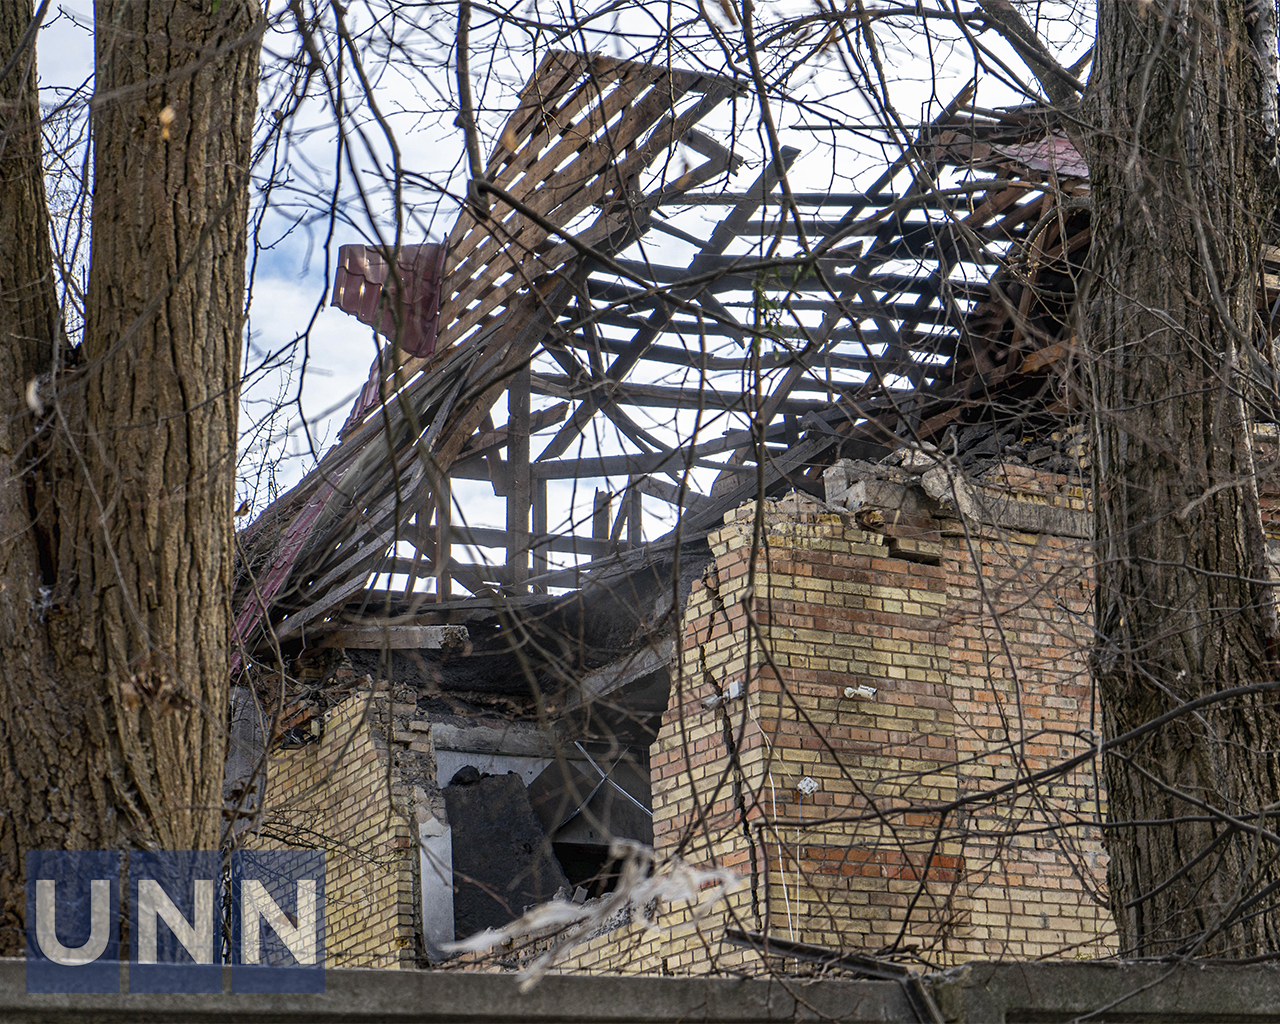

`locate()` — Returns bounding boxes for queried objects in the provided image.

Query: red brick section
[801,846,963,882]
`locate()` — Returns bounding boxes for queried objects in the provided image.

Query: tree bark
[1087,0,1280,956]
[0,0,261,954]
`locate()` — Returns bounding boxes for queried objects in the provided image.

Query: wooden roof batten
[232,56,1094,667]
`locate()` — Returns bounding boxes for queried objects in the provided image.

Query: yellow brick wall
[255,475,1114,976]
[943,512,1111,957]
[555,485,1114,976]
[248,690,419,969]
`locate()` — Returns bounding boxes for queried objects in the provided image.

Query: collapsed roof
[232,50,1094,679]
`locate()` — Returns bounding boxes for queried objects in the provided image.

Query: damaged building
[226,50,1280,972]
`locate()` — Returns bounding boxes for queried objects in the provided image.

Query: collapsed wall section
[248,668,646,971]
[245,457,1115,974]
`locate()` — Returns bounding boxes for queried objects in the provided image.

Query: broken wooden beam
[316,623,471,650]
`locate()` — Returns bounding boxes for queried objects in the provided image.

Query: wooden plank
[592,269,977,326]
[426,58,717,371]
[534,340,679,464]
[626,483,642,548]
[442,52,593,259]
[543,423,771,492]
[531,452,742,480]
[578,320,959,365]
[532,477,549,586]
[240,342,480,543]
[430,284,576,476]
[486,54,618,186]
[531,416,820,479]
[344,592,552,620]
[401,502,432,601]
[506,362,531,590]
[262,290,568,632]
[457,401,571,458]
[494,63,657,195]
[436,477,452,602]
[592,490,611,541]
[441,561,515,587]
[609,490,629,546]
[597,82,740,212]
[446,69,652,274]
[679,127,746,172]
[636,474,708,510]
[273,556,394,643]
[640,143,741,209]
[1008,191,1054,352]
[534,153,793,464]
[656,191,901,207]
[1019,339,1071,374]
[489,52,704,191]
[572,309,944,362]
[556,324,799,368]
[444,71,692,310]
[957,183,1030,230]
[317,624,470,650]
[449,525,618,558]
[528,373,841,416]
[443,203,643,348]
[507,74,716,260]
[419,80,742,391]
[446,200,609,337]
[605,264,989,303]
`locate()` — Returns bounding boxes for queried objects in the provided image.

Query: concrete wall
[6,959,1280,1022]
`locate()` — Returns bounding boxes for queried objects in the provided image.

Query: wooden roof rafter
[233,59,1101,660]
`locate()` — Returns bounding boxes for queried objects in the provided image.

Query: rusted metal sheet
[331,242,447,358]
[992,134,1088,179]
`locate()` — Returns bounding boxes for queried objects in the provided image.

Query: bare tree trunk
[0,0,260,954]
[0,0,74,952]
[1087,0,1280,956]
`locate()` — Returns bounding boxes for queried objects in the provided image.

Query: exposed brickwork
[555,470,1114,974]
[941,471,1109,959]
[254,463,1118,975]
[250,687,427,969]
